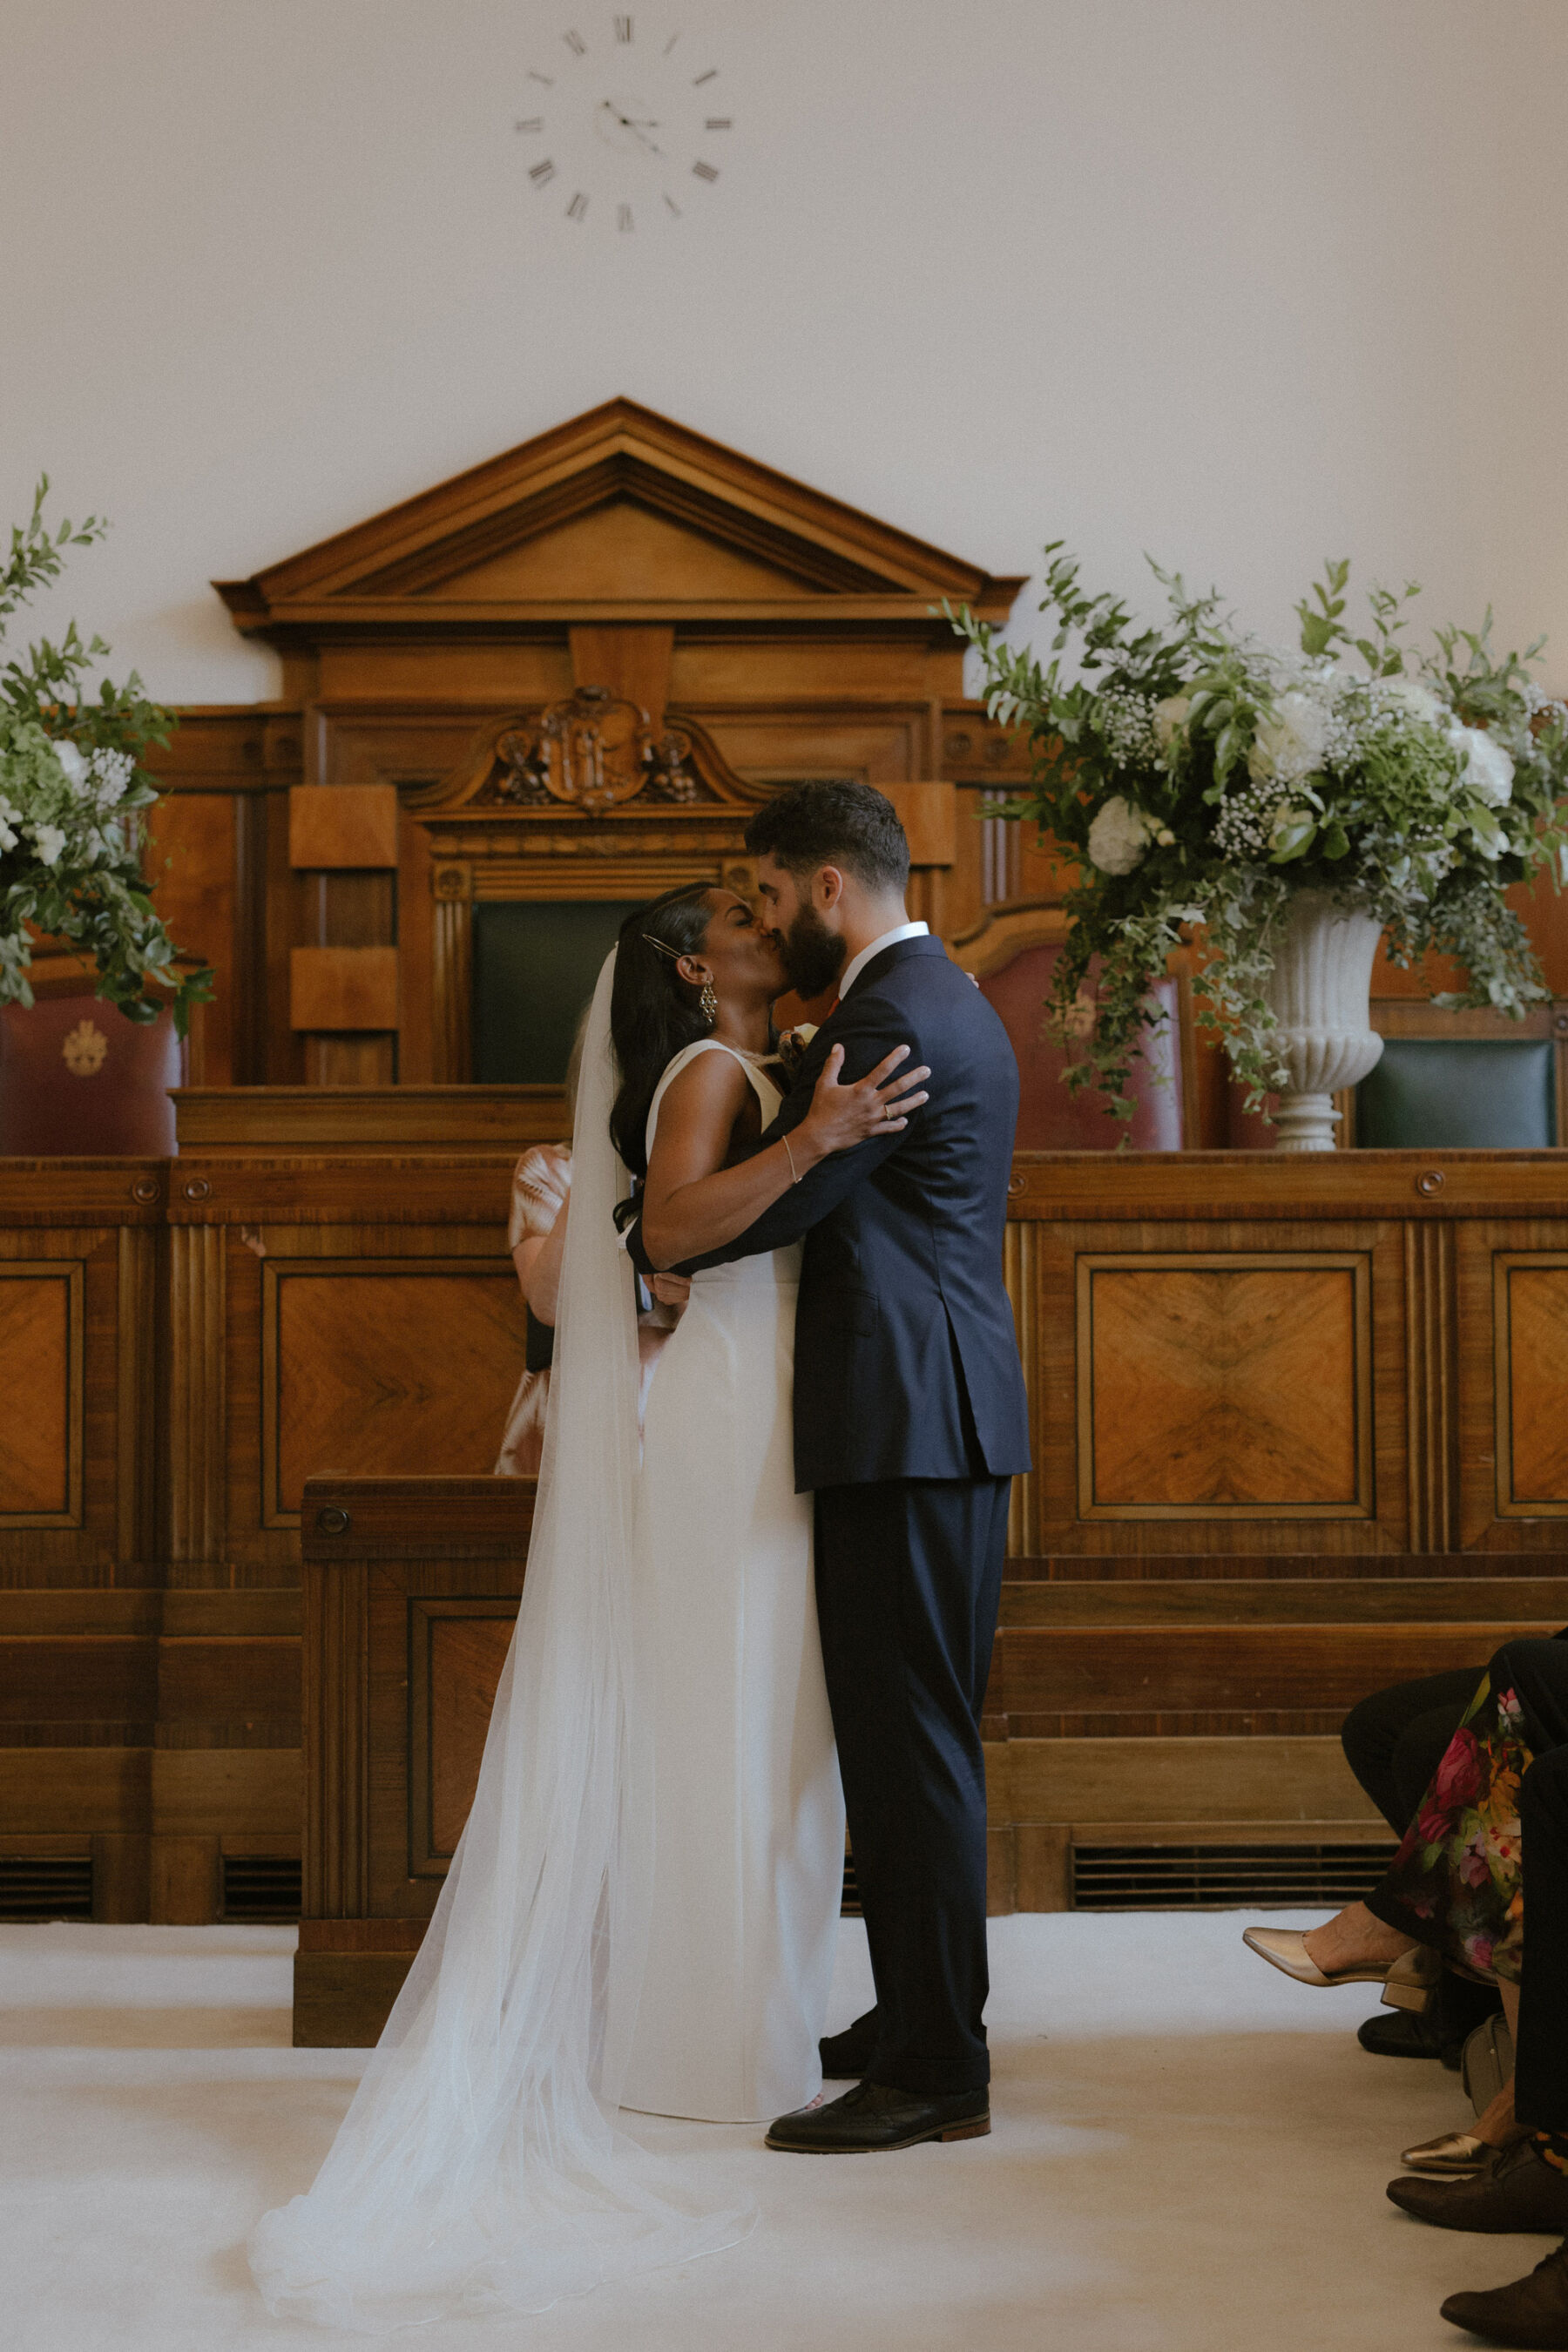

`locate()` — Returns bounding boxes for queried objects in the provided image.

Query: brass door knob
[315,1505,351,1535]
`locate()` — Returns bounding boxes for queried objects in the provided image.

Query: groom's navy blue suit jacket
[627,934,1031,1494]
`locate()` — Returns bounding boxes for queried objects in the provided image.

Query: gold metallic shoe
[1240,1927,1392,1989]
[1401,2130,1490,2175]
[1378,1944,1439,2015]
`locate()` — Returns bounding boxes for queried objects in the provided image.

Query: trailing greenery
[947,551,1568,1120]
[0,480,209,1031]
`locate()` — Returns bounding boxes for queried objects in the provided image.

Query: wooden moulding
[287,785,399,871]
[171,1086,567,1155]
[288,947,399,1033]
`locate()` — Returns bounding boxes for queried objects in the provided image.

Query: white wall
[3,0,1565,703]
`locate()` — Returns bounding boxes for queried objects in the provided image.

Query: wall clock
[515,15,731,231]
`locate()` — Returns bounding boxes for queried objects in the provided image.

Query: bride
[249,882,927,2331]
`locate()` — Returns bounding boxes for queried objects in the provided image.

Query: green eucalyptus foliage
[0,480,210,1032]
[947,551,1568,1124]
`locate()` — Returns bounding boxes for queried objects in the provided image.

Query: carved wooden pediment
[412,693,760,820]
[214,399,1024,642]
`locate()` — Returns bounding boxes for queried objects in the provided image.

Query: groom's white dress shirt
[837,921,928,1001]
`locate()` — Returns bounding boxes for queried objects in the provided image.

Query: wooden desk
[3,1122,1566,1942]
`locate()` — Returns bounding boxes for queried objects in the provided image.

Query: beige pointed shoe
[1240,1926,1391,1990]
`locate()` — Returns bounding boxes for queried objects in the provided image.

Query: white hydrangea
[1152,694,1191,750]
[51,739,90,789]
[1248,689,1333,785]
[1087,795,1156,875]
[30,822,67,866]
[1449,724,1514,808]
[0,796,18,854]
[91,747,136,808]
[1377,675,1447,727]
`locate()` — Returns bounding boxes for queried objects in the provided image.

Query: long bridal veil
[249,951,754,2332]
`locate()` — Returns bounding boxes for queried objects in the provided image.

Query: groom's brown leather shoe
[1389,2141,1568,2234]
[1441,2239,1568,2344]
[766,2079,990,2153]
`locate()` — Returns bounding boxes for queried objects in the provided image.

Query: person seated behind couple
[1246,1636,1568,2347]
[495,1010,687,1477]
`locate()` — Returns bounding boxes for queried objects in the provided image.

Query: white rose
[30,822,68,866]
[1152,694,1191,750]
[1380,675,1446,727]
[1449,723,1514,808]
[1248,690,1332,785]
[1086,794,1154,876]
[51,740,89,787]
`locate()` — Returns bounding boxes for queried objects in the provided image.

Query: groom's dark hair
[745,782,909,895]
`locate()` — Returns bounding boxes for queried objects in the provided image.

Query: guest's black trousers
[813,1474,1010,2099]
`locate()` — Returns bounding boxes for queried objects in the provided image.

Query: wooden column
[288,780,400,1085]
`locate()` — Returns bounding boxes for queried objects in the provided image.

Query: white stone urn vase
[1259,889,1384,1152]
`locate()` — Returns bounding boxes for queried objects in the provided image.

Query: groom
[626,781,1030,2153]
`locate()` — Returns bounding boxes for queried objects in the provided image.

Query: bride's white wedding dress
[625,1040,843,2124]
[248,962,840,2332]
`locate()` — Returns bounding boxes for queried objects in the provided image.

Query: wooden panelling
[0,1263,81,1523]
[297,1476,532,2041]
[288,785,399,869]
[288,945,399,1032]
[408,1598,514,1867]
[1496,1255,1568,1512]
[262,1262,524,1524]
[1078,1254,1370,1517]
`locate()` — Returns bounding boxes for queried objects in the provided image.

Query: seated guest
[1342,1666,1507,2065]
[1374,1642,1568,2347]
[1246,1639,1568,2175]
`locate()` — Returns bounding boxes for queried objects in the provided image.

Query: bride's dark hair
[609,882,716,1179]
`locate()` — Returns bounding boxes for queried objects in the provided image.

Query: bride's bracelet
[782,1133,802,1185]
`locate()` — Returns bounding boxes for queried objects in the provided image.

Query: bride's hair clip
[643,934,686,965]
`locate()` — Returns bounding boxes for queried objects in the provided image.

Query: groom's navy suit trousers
[627,935,1031,2098]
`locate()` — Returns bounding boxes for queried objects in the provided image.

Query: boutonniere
[775,1023,819,1079]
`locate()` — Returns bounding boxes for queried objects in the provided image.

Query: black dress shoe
[767,2079,990,2153]
[1359,2007,1454,2062]
[1389,2142,1568,2235]
[820,2012,878,2078]
[1441,2239,1568,2345]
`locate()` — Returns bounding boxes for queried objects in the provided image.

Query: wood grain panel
[1498,1256,1568,1511]
[265,1263,525,1522]
[288,785,399,869]
[408,1600,514,1865]
[989,1622,1547,1720]
[0,1265,81,1524]
[1079,1254,1370,1517]
[289,945,399,1032]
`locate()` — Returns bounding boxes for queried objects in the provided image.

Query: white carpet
[0,1913,1540,2351]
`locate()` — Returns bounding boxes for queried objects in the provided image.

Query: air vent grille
[841,1849,862,1918]
[0,1855,93,1922]
[1072,1841,1400,1911]
[221,1855,302,1923]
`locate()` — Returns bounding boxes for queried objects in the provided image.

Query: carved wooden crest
[486,686,717,813]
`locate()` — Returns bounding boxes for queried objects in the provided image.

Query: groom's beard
[778,903,848,1001]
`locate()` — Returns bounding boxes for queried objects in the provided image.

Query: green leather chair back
[471,900,643,1084]
[1355,1037,1557,1149]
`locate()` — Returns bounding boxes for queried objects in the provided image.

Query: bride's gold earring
[700,977,719,1025]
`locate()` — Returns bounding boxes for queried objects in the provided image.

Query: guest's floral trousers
[1375,1669,1531,1984]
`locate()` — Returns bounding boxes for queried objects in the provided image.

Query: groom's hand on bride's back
[798,1042,930,1159]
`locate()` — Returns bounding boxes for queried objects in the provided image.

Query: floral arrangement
[948,550,1568,1118]
[0,480,207,1029]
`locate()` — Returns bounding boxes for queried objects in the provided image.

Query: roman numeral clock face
[515,17,731,231]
